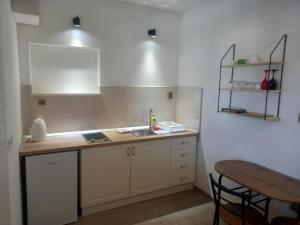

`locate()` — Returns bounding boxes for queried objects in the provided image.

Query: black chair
[209,173,270,225]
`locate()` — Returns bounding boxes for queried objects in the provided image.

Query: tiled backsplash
[21,85,202,134]
[176,87,202,130]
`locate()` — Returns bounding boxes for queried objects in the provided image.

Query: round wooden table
[215,160,300,203]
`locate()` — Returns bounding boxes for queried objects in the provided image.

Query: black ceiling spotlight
[72,16,80,27]
[148,29,157,38]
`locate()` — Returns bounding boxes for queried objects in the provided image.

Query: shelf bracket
[218,44,236,112]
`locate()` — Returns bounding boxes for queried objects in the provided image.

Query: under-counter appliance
[26,151,78,225]
[82,132,111,144]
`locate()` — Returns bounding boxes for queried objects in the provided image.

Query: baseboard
[82,183,194,216]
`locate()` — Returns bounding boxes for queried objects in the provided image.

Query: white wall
[17,0,179,87]
[0,0,23,225]
[178,0,300,216]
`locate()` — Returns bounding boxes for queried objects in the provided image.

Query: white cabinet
[81,145,131,208]
[170,137,197,186]
[26,152,78,225]
[81,137,196,209]
[130,140,170,196]
[171,136,197,150]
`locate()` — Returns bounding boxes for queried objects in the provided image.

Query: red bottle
[261,70,270,90]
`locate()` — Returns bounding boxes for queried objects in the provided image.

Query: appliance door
[26,151,78,225]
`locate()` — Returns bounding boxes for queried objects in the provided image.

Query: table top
[215,160,300,203]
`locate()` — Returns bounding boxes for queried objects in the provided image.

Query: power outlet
[38,98,47,106]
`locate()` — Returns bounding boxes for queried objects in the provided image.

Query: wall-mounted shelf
[220,88,282,93]
[222,61,284,68]
[222,111,279,121]
[217,34,287,121]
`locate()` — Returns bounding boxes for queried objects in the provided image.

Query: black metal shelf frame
[217,34,287,120]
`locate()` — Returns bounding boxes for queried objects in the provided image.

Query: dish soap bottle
[151,115,160,130]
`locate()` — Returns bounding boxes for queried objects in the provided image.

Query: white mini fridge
[26,151,78,225]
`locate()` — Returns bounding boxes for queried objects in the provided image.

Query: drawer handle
[181,141,190,144]
[49,162,57,166]
[180,164,188,169]
[179,176,188,181]
[180,153,189,157]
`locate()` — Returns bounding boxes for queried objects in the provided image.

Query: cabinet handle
[180,153,189,157]
[180,164,188,169]
[127,147,131,157]
[130,146,136,156]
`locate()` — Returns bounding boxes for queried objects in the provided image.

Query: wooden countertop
[215,160,300,203]
[21,129,198,157]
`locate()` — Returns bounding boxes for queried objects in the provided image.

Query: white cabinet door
[130,140,170,196]
[26,151,78,225]
[81,145,130,208]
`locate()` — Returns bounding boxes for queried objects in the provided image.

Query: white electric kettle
[31,117,47,142]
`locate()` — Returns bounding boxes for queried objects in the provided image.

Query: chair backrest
[209,173,250,225]
[209,173,249,206]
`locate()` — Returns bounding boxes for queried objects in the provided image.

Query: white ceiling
[120,0,201,12]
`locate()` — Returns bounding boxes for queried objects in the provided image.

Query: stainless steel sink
[131,129,155,137]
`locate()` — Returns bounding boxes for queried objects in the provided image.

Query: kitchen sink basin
[131,129,155,137]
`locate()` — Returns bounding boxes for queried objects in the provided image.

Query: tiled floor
[136,202,218,225]
[74,188,211,225]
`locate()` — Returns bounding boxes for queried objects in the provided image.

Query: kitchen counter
[20,129,198,157]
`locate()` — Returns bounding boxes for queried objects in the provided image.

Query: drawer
[171,172,195,186]
[171,160,195,174]
[171,148,196,162]
[171,136,197,150]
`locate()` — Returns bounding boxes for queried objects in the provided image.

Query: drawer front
[171,137,197,150]
[171,172,195,186]
[171,160,195,174]
[171,148,196,162]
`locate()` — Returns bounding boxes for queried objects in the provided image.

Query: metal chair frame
[209,173,271,225]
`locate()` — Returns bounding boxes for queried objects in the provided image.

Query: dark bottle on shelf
[268,69,277,90]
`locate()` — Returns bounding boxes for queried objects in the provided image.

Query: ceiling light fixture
[148,29,157,38]
[72,16,80,27]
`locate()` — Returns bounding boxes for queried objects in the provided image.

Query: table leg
[264,198,271,225]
